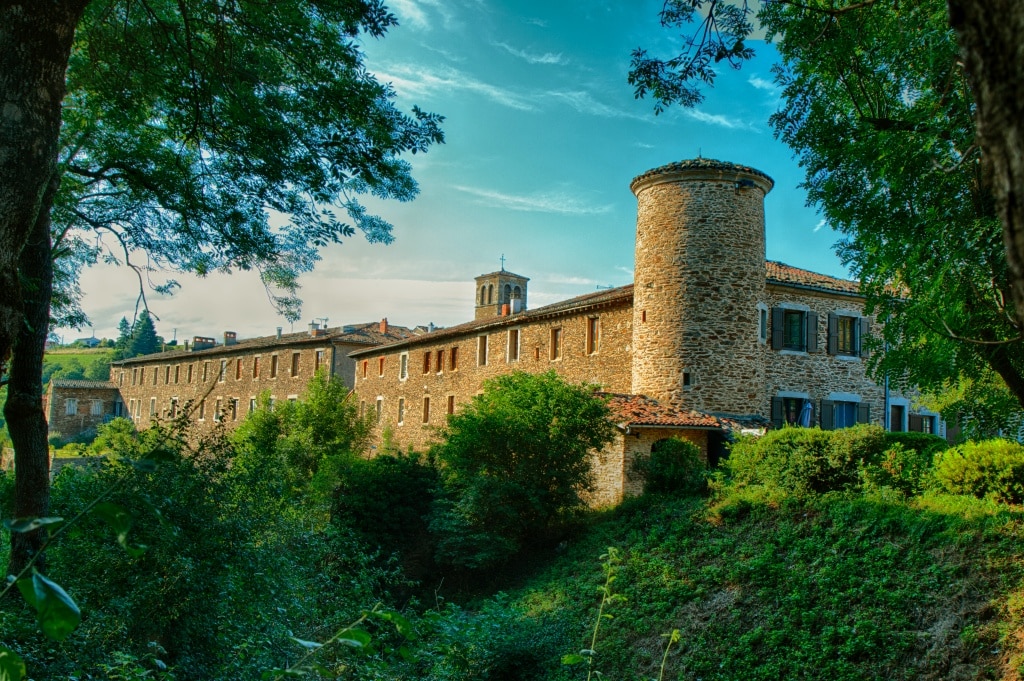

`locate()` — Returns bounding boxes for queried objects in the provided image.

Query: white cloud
[814,219,827,232]
[452,185,613,215]
[389,0,431,29]
[681,109,756,131]
[493,41,567,65]
[615,265,634,278]
[748,76,780,93]
[545,90,648,121]
[524,17,548,27]
[376,63,536,111]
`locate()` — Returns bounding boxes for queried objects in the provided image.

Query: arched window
[479,286,487,305]
[512,285,522,300]
[503,284,512,303]
[487,284,493,304]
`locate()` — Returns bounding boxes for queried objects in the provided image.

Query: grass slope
[474,491,1024,681]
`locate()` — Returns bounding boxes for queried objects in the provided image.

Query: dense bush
[634,437,708,495]
[728,425,948,499]
[333,452,440,561]
[934,439,1024,503]
[430,371,615,570]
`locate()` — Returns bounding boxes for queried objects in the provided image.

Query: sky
[61,0,847,345]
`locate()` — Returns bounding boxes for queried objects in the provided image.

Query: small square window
[65,398,78,416]
[90,399,103,416]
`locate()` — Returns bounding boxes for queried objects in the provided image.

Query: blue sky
[65,0,846,344]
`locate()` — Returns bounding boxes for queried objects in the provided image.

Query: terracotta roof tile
[766,261,860,295]
[599,393,725,429]
[631,158,774,191]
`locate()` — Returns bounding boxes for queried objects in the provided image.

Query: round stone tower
[630,159,774,416]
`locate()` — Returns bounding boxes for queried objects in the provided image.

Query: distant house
[73,336,102,349]
[42,379,123,441]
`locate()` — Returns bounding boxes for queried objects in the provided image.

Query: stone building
[106,320,415,431]
[42,379,124,440]
[349,159,941,505]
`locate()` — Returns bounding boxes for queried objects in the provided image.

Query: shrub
[933,439,1024,503]
[430,371,615,569]
[727,427,842,498]
[860,442,933,496]
[634,437,708,495]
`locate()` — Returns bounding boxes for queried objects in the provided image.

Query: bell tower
[474,268,529,320]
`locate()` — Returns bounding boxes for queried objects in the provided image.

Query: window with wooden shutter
[859,318,871,357]
[806,311,819,352]
[820,399,835,430]
[827,313,838,355]
[771,396,784,428]
[857,403,871,424]
[771,307,784,349]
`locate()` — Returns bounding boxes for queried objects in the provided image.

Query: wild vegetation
[3,368,1024,679]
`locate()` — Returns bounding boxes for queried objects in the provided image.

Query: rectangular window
[315,350,325,372]
[398,397,405,425]
[362,360,368,379]
[199,399,206,420]
[890,405,906,432]
[90,399,103,416]
[508,329,520,362]
[837,316,857,354]
[399,353,409,380]
[909,413,935,434]
[422,396,430,424]
[834,401,859,428]
[821,399,869,430]
[169,398,178,419]
[253,356,260,379]
[236,358,243,380]
[759,307,768,343]
[203,362,209,382]
[219,359,227,382]
[231,399,238,421]
[436,349,444,373]
[65,398,78,416]
[447,395,455,415]
[550,328,562,360]
[187,364,193,383]
[450,347,458,371]
[477,335,488,366]
[378,357,385,377]
[164,365,170,384]
[174,365,180,384]
[152,368,158,386]
[249,398,257,414]
[586,317,600,354]
[270,355,279,378]
[290,352,300,377]
[423,351,431,374]
[132,368,138,385]
[150,397,157,416]
[214,398,222,422]
[783,310,805,351]
[119,371,125,386]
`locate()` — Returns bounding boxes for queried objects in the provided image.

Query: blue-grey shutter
[857,402,871,424]
[827,313,838,355]
[859,318,871,357]
[820,399,835,430]
[771,396,784,428]
[806,311,819,352]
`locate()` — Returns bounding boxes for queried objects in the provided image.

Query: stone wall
[354,301,634,454]
[44,383,120,439]
[112,340,353,432]
[762,284,887,426]
[631,161,772,416]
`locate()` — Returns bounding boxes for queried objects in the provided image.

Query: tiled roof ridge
[351,284,633,355]
[766,260,860,295]
[49,379,116,389]
[631,158,774,189]
[111,320,416,364]
[598,392,724,429]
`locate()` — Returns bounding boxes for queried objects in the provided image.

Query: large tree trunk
[4,176,56,576]
[0,2,87,384]
[948,1,1024,331]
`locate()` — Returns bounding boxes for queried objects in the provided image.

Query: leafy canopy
[55,0,444,321]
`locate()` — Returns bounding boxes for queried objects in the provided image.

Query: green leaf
[289,637,323,650]
[3,517,63,534]
[373,610,417,640]
[92,502,146,557]
[0,645,26,681]
[334,628,371,649]
[29,572,81,641]
[561,653,585,665]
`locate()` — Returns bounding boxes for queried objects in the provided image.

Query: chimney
[501,304,510,316]
[276,327,282,339]
[224,331,237,346]
[379,317,388,334]
[308,321,322,337]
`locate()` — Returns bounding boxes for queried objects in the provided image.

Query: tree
[629,0,1024,408]
[429,371,615,569]
[113,316,131,358]
[1,0,443,574]
[127,310,159,358]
